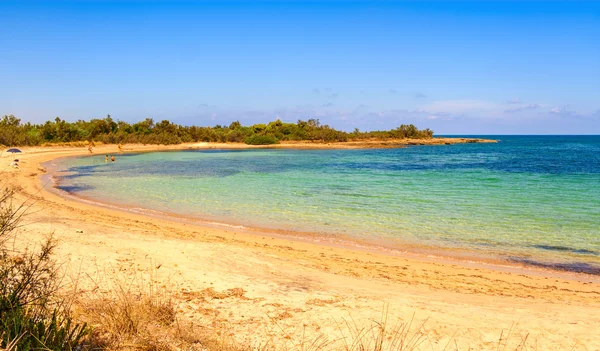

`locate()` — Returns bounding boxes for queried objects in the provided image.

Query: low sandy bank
[2,142,599,350]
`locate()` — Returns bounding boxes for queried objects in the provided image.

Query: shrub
[244,134,280,145]
[226,129,247,143]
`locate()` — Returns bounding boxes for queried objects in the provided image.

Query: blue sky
[1,1,599,134]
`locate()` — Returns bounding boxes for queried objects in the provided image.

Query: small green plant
[0,305,88,351]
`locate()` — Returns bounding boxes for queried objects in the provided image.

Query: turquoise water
[50,136,600,274]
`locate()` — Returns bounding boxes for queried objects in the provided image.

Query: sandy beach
[3,141,600,350]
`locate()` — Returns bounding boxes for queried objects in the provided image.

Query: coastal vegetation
[0,114,434,146]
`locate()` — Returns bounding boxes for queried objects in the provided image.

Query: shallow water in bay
[50,136,600,274]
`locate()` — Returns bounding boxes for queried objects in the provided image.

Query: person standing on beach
[118,143,123,152]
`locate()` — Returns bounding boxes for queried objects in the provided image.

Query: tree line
[0,114,434,146]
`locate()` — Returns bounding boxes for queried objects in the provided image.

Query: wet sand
[3,141,600,350]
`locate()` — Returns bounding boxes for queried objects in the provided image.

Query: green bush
[244,135,280,145]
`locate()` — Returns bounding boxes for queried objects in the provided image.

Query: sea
[46,136,600,275]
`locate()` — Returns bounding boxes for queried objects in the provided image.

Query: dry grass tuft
[74,271,183,350]
[335,308,428,351]
[72,270,255,351]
